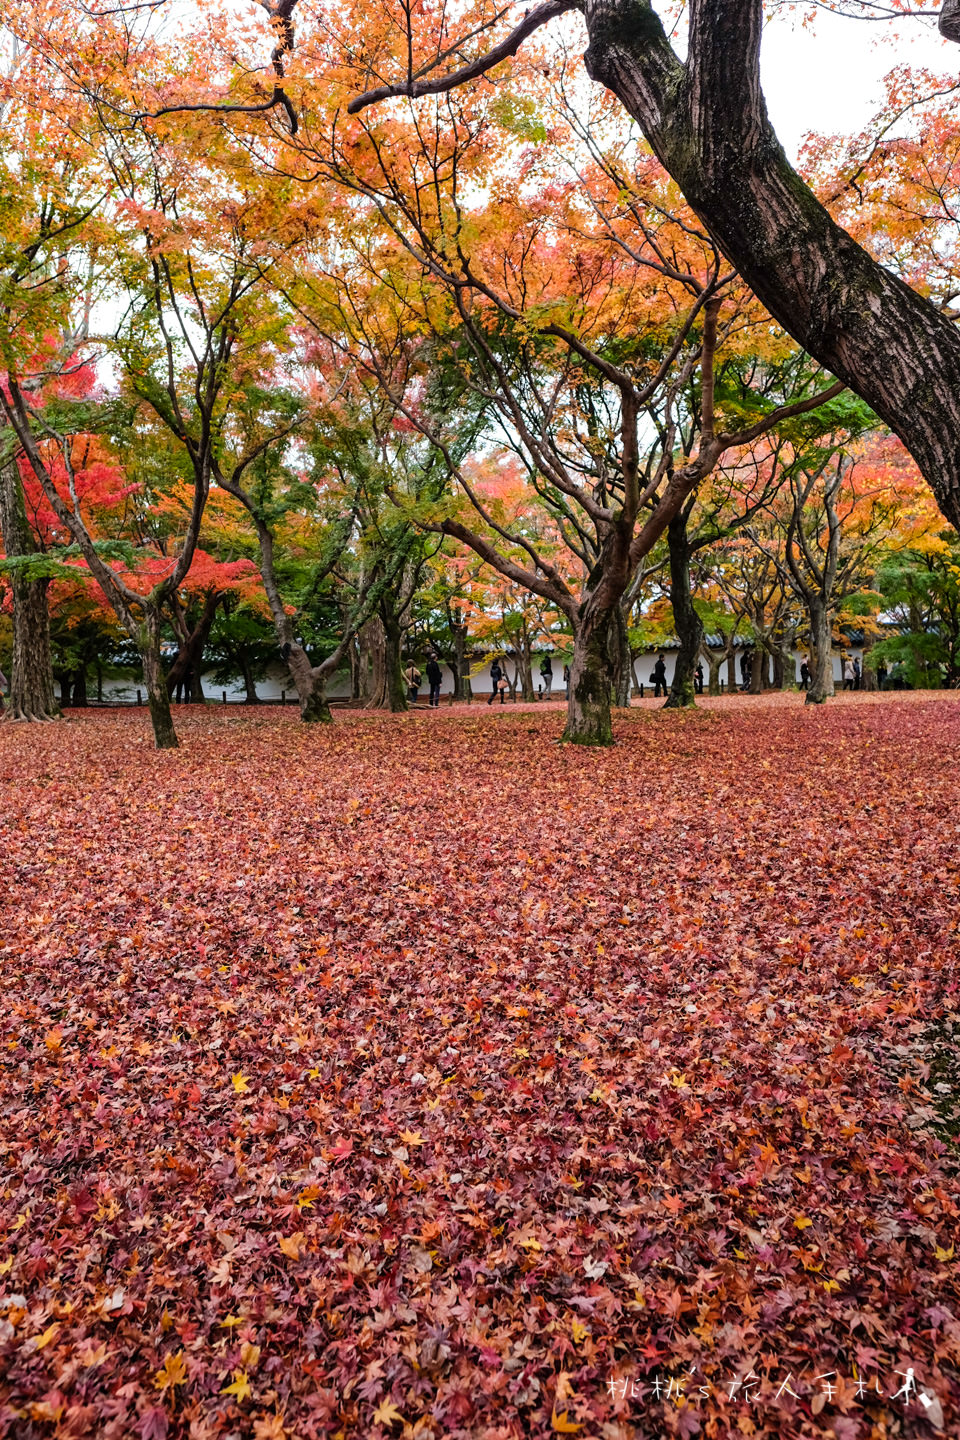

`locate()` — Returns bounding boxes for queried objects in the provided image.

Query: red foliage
[0,697,957,1438]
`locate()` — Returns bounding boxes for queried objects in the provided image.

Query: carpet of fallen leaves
[1,693,959,1440]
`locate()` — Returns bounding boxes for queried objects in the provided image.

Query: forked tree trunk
[142,614,179,749]
[284,642,332,723]
[664,513,702,709]
[806,601,835,705]
[0,459,58,722]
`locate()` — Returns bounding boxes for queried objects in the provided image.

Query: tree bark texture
[0,459,58,722]
[806,600,835,705]
[142,614,179,748]
[582,0,960,530]
[664,512,703,709]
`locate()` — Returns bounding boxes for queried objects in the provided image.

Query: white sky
[761,8,958,157]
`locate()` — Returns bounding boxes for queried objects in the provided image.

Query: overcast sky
[762,7,957,156]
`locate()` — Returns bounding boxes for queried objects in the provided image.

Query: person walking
[652,652,668,699]
[853,656,861,690]
[487,657,504,706]
[539,653,553,698]
[740,650,752,691]
[694,660,704,695]
[563,662,570,700]
[877,662,888,691]
[799,658,810,691]
[426,652,442,708]
[404,659,422,705]
[842,656,855,691]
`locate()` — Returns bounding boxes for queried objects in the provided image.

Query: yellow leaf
[794,1216,813,1230]
[517,1235,542,1251]
[240,1342,261,1369]
[571,1318,588,1345]
[277,1233,304,1260]
[232,1073,251,1094]
[935,1243,955,1262]
[221,1369,252,1402]
[551,1410,583,1433]
[0,1258,13,1275]
[398,1129,425,1146]
[372,1397,405,1427]
[154,1350,188,1391]
[45,1029,63,1053]
[220,1314,243,1328]
[32,1323,59,1350]
[822,1278,840,1293]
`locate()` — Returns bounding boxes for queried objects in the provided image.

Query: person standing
[539,653,553,698]
[799,659,810,692]
[426,652,442,708]
[842,656,854,691]
[740,650,752,691]
[853,656,861,690]
[694,660,704,695]
[487,657,504,706]
[652,652,668,698]
[404,659,422,705]
[877,662,888,691]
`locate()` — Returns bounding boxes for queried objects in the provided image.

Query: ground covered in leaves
[1,695,959,1440]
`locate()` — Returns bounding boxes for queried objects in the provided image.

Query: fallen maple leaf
[153,1349,187,1391]
[231,1073,251,1094]
[221,1368,252,1402]
[372,1397,405,1427]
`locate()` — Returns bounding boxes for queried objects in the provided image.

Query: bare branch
[347,0,579,115]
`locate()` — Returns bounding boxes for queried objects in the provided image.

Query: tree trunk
[166,590,219,704]
[706,646,723,697]
[452,620,469,701]
[861,634,878,693]
[383,615,407,711]
[283,642,332,723]
[582,0,960,533]
[806,601,834,705]
[142,614,179,748]
[0,459,58,722]
[612,606,633,707]
[563,606,615,745]
[664,513,702,709]
[73,668,88,707]
[239,655,259,703]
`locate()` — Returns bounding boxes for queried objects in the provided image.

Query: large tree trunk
[283,641,332,722]
[142,613,179,749]
[582,0,960,532]
[563,604,617,745]
[806,600,835,705]
[0,459,58,722]
[664,512,702,709]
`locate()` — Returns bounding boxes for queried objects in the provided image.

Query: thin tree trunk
[664,512,702,709]
[0,459,58,722]
[142,613,179,748]
[706,647,723,697]
[612,606,633,707]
